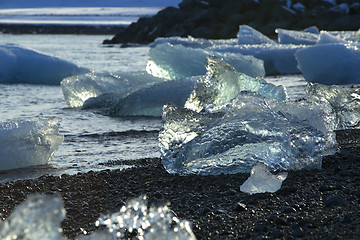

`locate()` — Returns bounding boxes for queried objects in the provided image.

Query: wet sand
[0,129,359,239]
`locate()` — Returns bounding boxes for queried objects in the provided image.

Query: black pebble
[324,195,346,207]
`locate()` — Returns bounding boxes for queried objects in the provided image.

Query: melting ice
[0,118,63,171]
[0,44,88,85]
[160,57,337,176]
[306,83,360,130]
[240,163,288,195]
[0,194,65,240]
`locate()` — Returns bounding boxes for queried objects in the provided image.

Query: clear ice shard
[306,82,360,130]
[83,77,196,117]
[146,42,265,80]
[295,41,360,85]
[0,118,63,171]
[61,71,164,108]
[0,44,88,85]
[184,56,287,112]
[0,194,65,240]
[276,28,319,45]
[240,163,288,194]
[160,91,337,175]
[237,25,275,45]
[95,195,196,240]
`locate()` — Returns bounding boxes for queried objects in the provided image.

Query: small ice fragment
[306,82,360,130]
[96,195,196,240]
[237,25,275,45]
[0,194,65,240]
[240,163,288,194]
[184,56,287,112]
[0,118,63,171]
[0,44,88,85]
[146,42,265,80]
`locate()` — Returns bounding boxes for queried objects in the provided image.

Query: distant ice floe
[160,56,337,176]
[0,44,88,85]
[0,194,195,240]
[0,118,63,171]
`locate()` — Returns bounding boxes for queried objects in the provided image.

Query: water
[0,34,306,183]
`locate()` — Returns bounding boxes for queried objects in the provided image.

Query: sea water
[0,34,306,183]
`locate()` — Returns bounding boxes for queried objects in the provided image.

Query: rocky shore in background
[0,24,125,35]
[0,129,359,239]
[104,0,360,45]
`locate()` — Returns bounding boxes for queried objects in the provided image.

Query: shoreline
[0,129,359,239]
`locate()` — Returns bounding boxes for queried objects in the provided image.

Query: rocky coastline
[0,129,359,239]
[103,0,360,45]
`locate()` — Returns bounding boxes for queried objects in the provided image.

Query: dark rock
[254,224,268,232]
[234,202,247,212]
[324,195,346,207]
[270,229,284,238]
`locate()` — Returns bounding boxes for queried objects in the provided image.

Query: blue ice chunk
[276,28,319,45]
[147,42,265,80]
[0,44,88,85]
[237,25,275,45]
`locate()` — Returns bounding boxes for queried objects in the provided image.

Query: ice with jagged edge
[90,195,196,240]
[83,77,196,117]
[147,42,265,80]
[0,118,63,171]
[160,92,337,175]
[159,57,337,175]
[0,194,65,240]
[276,28,319,45]
[61,71,165,108]
[295,32,360,84]
[0,44,88,85]
[237,25,275,45]
[306,82,360,130]
[240,163,288,194]
[184,56,287,112]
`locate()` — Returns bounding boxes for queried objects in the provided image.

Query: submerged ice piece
[0,118,63,171]
[95,195,196,240]
[61,71,164,108]
[0,194,65,240]
[185,56,287,112]
[240,163,288,194]
[160,91,337,175]
[0,44,88,85]
[306,83,360,129]
[147,42,265,80]
[295,38,360,84]
[83,77,196,117]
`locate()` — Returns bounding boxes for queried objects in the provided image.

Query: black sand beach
[0,129,359,239]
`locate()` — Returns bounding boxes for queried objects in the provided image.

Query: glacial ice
[276,28,319,45]
[95,195,196,240]
[184,56,287,112]
[83,77,196,117]
[0,44,88,85]
[146,42,265,80]
[0,194,65,240]
[306,83,360,130]
[61,71,164,108]
[295,42,360,84]
[0,118,63,171]
[237,25,275,45]
[209,43,304,75]
[160,91,337,175]
[240,163,288,194]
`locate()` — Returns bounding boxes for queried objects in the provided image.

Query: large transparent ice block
[160,91,337,176]
[61,71,164,108]
[306,82,360,130]
[184,56,287,112]
[0,118,63,171]
[0,194,65,240]
[146,42,265,80]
